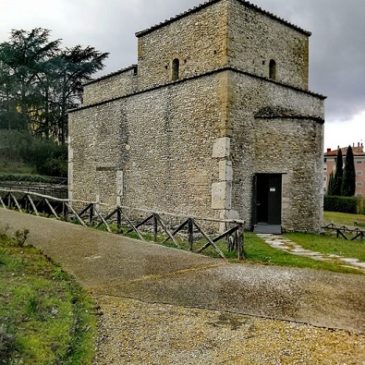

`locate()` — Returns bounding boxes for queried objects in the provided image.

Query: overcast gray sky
[1,0,364,149]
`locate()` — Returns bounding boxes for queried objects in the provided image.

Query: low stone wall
[0,181,68,199]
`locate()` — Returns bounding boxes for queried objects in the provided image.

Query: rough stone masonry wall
[137,0,228,89]
[70,73,229,220]
[229,71,324,232]
[69,100,127,208]
[227,0,309,90]
[83,68,138,106]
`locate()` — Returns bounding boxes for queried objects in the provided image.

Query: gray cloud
[1,0,364,124]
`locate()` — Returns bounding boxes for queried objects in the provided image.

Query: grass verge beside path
[0,232,96,365]
[324,211,365,228]
[285,232,365,262]
[126,229,362,275]
[243,233,361,275]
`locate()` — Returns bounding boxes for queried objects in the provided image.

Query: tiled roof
[325,146,365,157]
[83,65,137,87]
[136,0,311,38]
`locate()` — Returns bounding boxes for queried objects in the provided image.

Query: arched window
[172,58,180,81]
[269,59,277,80]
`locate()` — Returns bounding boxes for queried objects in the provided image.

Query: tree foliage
[333,149,343,196]
[341,146,356,196]
[327,172,335,196]
[0,28,108,144]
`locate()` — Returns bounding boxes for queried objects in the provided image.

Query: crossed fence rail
[322,223,365,241]
[0,188,245,260]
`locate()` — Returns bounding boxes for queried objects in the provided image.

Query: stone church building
[69,0,326,232]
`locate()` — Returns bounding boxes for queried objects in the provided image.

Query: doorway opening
[254,174,282,234]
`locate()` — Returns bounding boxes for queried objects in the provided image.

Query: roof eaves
[135,0,311,38]
[70,66,326,115]
[83,64,138,87]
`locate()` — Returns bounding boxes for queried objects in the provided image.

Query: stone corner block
[219,160,233,182]
[211,182,232,210]
[212,137,230,158]
[219,209,240,220]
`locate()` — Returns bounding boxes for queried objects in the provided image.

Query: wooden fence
[322,223,365,241]
[0,188,245,260]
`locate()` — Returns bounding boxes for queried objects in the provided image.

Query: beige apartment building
[324,143,365,197]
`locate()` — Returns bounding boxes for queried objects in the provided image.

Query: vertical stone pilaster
[211,136,239,230]
[68,135,74,203]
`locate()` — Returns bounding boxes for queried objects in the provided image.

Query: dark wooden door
[267,175,282,225]
[255,174,282,225]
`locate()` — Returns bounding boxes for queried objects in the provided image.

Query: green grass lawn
[0,232,96,365]
[124,227,362,275]
[0,158,35,175]
[243,233,362,274]
[285,232,365,262]
[324,211,365,228]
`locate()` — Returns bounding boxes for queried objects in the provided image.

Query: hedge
[324,195,362,214]
[0,174,66,184]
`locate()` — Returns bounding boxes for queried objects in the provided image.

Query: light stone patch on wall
[219,161,233,182]
[212,182,232,210]
[213,137,231,158]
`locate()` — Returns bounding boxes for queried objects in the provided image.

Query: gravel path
[1,209,365,364]
[93,296,365,365]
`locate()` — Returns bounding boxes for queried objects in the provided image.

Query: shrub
[0,327,16,364]
[0,130,67,177]
[324,196,359,214]
[20,138,68,177]
[14,229,29,247]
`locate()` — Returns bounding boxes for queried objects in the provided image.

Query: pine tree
[0,28,108,143]
[341,146,356,196]
[333,148,343,196]
[327,172,335,196]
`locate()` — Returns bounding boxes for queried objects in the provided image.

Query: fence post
[188,218,194,251]
[89,204,94,225]
[237,223,245,260]
[153,214,158,242]
[63,202,68,222]
[116,207,122,231]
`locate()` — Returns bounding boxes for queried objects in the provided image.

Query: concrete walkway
[259,234,365,272]
[1,209,364,334]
